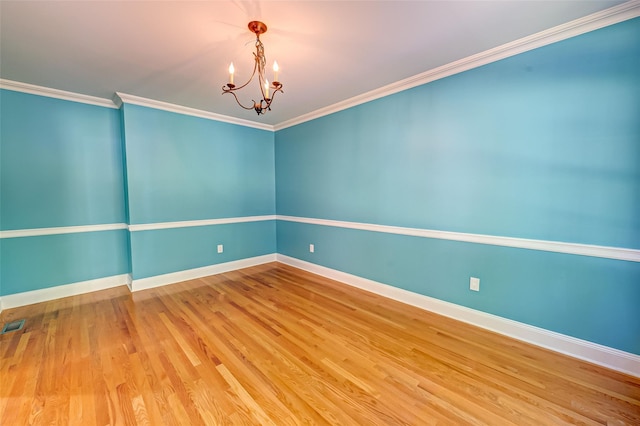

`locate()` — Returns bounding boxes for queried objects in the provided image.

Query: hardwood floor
[1,262,639,425]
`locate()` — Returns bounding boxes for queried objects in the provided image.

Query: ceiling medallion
[222,21,283,115]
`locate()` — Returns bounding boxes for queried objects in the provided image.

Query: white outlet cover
[217,244,223,253]
[309,244,315,253]
[470,277,480,291]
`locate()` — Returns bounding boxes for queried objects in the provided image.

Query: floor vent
[1,319,25,334]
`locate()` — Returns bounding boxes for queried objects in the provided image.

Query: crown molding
[114,92,275,131]
[0,79,270,130]
[0,79,118,108]
[2,2,637,131]
[274,0,640,131]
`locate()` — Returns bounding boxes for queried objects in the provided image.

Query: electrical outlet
[470,277,480,292]
[309,244,315,253]
[217,244,224,254]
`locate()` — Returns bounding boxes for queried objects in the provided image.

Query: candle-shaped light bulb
[265,78,270,98]
[228,63,235,85]
[273,61,279,82]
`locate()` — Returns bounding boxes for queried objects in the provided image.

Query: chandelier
[222,21,283,115]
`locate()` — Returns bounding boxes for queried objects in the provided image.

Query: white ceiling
[0,1,629,126]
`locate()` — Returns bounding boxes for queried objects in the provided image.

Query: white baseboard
[276,254,640,378]
[0,274,131,312]
[130,254,277,292]
[0,254,277,311]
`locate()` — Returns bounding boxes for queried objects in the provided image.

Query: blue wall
[275,18,640,354]
[1,231,129,295]
[0,90,129,294]
[1,91,126,229]
[0,93,276,292]
[120,104,276,279]
[130,221,275,279]
[121,105,275,225]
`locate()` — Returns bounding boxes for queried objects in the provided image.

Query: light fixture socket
[248,21,268,35]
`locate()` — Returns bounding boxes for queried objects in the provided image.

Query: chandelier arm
[262,85,283,110]
[222,89,261,111]
[222,55,260,93]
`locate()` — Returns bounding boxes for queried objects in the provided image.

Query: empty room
[1,1,639,424]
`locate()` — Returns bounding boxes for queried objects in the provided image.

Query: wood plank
[1,262,638,424]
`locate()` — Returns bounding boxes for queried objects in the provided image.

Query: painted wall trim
[277,254,640,377]
[273,0,640,131]
[0,216,277,238]
[128,215,276,232]
[277,215,640,263]
[130,254,277,292]
[0,223,129,239]
[0,79,118,108]
[114,92,275,131]
[0,274,131,311]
